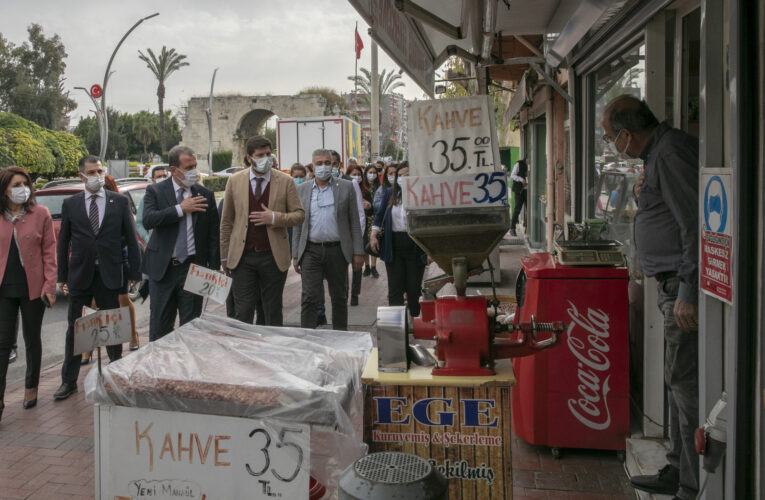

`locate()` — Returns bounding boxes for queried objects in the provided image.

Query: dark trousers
[232,250,288,326]
[62,270,123,384]
[351,268,362,298]
[511,189,527,229]
[657,275,699,500]
[300,243,348,330]
[149,259,203,342]
[384,232,426,317]
[0,295,44,400]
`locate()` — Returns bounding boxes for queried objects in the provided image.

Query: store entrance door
[529,120,547,248]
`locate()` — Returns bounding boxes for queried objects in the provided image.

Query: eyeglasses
[602,128,623,144]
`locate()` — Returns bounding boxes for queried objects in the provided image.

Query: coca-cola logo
[565,301,612,430]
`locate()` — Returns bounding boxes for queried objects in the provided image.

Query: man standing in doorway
[509,155,528,237]
[142,146,219,341]
[292,149,364,330]
[55,155,141,400]
[602,95,699,500]
[220,135,304,325]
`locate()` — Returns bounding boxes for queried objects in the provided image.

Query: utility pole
[370,39,380,161]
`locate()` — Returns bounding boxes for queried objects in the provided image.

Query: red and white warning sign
[700,169,733,303]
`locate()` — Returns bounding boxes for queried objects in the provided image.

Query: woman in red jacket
[0,166,57,420]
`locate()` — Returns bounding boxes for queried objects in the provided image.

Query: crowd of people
[0,136,428,418]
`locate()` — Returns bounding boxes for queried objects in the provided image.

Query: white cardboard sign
[406,95,501,178]
[73,306,131,355]
[402,173,508,210]
[183,264,232,304]
[99,406,309,500]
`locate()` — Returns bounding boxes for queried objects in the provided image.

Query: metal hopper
[407,205,510,291]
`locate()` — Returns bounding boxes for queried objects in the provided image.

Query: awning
[348,0,614,96]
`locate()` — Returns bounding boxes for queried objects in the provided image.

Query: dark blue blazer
[57,190,141,291]
[372,187,426,265]
[141,179,219,281]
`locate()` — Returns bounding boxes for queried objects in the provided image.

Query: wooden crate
[362,349,514,499]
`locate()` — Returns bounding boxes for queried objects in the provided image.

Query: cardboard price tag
[183,264,232,304]
[102,406,310,500]
[407,95,501,178]
[73,306,132,355]
[402,173,507,210]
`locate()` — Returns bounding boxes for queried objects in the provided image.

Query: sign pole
[97,346,103,378]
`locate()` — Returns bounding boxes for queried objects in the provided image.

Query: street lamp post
[89,12,159,160]
[205,68,219,174]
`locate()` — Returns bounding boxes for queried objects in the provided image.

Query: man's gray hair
[607,95,659,135]
[168,145,196,167]
[312,148,332,160]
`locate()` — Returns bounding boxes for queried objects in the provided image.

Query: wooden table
[362,348,515,499]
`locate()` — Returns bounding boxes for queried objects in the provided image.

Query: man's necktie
[254,177,264,201]
[175,187,188,262]
[89,195,99,234]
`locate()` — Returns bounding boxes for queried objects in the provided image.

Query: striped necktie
[88,194,99,234]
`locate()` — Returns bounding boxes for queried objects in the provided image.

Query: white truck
[277,116,363,171]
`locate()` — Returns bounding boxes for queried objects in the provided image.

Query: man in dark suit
[55,155,141,400]
[142,145,219,341]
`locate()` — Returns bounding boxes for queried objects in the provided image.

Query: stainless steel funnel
[406,205,510,277]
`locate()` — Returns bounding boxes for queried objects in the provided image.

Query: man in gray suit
[292,149,364,330]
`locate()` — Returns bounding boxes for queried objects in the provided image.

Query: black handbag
[365,210,386,257]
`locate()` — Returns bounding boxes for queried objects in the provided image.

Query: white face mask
[84,174,105,192]
[252,156,273,174]
[350,175,361,182]
[331,167,340,177]
[315,165,332,181]
[396,177,406,186]
[10,186,30,205]
[181,169,199,188]
[387,175,396,185]
[607,129,631,158]
[367,173,377,182]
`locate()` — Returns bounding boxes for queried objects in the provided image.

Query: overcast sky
[0,0,427,125]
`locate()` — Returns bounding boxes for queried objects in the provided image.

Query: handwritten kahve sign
[99,406,309,500]
[184,264,232,305]
[407,95,501,178]
[73,306,131,355]
[402,173,507,210]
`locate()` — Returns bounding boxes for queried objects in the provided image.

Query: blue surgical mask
[315,165,332,181]
[294,177,306,185]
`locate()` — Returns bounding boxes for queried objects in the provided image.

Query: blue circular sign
[703,175,727,233]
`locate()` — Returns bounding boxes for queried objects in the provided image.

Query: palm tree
[138,46,189,153]
[347,68,405,108]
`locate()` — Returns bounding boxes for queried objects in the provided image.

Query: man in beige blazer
[220,135,304,325]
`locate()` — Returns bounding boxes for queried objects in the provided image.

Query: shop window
[587,43,646,267]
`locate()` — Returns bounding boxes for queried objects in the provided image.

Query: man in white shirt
[509,156,529,236]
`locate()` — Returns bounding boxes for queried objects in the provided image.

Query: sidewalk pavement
[0,245,635,499]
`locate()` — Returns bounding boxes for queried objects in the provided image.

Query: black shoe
[363,267,371,277]
[351,295,359,306]
[80,352,92,365]
[630,464,679,495]
[509,229,517,237]
[317,315,327,326]
[370,268,379,279]
[23,398,37,409]
[9,348,17,364]
[53,383,77,401]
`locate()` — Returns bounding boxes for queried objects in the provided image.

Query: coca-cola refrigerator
[511,252,629,457]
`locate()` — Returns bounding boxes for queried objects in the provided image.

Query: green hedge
[0,112,88,176]
[202,176,228,192]
[211,151,233,172]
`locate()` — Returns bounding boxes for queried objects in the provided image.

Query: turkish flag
[355,27,364,59]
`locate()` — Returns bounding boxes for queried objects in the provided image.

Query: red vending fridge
[511,252,629,456]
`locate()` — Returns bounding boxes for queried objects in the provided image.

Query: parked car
[216,166,244,177]
[35,180,151,300]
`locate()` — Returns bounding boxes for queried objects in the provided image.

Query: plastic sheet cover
[85,313,373,490]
